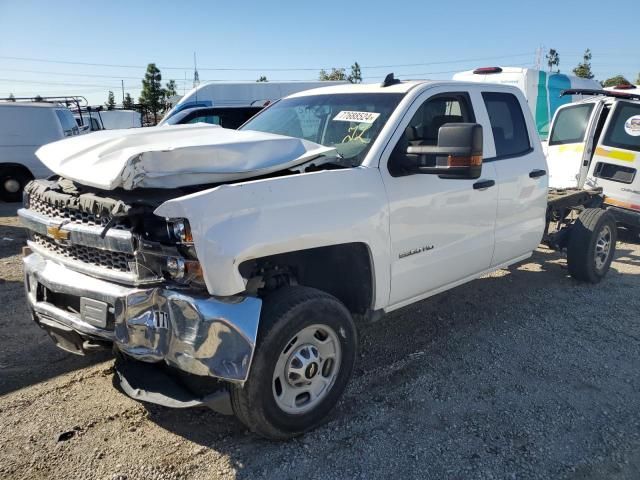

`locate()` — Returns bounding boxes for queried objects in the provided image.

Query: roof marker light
[473,67,503,75]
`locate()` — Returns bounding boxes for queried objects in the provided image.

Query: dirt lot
[1,202,639,480]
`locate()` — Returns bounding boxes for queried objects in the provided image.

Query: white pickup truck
[19,76,617,439]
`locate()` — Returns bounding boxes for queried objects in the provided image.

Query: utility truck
[547,88,640,235]
[20,76,616,439]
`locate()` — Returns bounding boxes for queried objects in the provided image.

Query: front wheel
[230,286,357,440]
[567,208,617,283]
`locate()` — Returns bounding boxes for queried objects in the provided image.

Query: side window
[482,92,531,158]
[187,114,220,125]
[602,102,640,153]
[549,103,595,145]
[389,93,474,176]
[55,109,79,137]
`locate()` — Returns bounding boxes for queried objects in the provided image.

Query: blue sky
[0,0,637,105]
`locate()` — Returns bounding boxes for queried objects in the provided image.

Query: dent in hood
[35,123,335,190]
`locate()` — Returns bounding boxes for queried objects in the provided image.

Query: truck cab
[547,88,640,233]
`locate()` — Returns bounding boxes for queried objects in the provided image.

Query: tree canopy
[546,49,560,73]
[319,68,347,81]
[348,62,362,84]
[257,76,268,82]
[601,75,631,88]
[105,90,116,109]
[572,49,594,79]
[122,93,134,109]
[139,63,165,124]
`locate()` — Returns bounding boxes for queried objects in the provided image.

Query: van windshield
[240,93,405,165]
[549,103,595,145]
[602,102,640,153]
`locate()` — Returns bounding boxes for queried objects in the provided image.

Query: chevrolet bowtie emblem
[46,225,70,241]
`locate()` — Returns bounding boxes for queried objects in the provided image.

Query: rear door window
[482,92,531,158]
[55,109,79,137]
[602,102,640,153]
[549,103,595,145]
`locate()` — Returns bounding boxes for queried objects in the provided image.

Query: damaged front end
[20,178,262,409]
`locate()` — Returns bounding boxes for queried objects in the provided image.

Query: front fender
[155,167,391,309]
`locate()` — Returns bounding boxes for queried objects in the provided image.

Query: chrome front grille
[32,233,134,273]
[29,194,129,230]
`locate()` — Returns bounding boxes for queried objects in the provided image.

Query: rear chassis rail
[544,187,605,250]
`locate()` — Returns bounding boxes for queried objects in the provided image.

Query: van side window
[482,92,531,158]
[389,93,475,176]
[602,102,640,153]
[55,110,79,137]
[549,104,595,145]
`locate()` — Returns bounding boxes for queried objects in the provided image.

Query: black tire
[0,167,32,202]
[230,286,357,440]
[567,208,617,283]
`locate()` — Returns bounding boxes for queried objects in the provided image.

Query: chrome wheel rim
[595,224,612,270]
[272,324,341,415]
[4,179,20,193]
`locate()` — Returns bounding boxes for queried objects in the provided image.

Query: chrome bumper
[24,252,262,383]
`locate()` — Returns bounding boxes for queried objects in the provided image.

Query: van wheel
[567,208,617,283]
[230,286,357,440]
[0,167,32,202]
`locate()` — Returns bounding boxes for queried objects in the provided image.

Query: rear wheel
[230,286,357,440]
[567,208,617,283]
[0,167,32,202]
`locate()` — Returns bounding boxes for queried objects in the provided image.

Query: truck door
[480,91,549,267]
[587,100,640,215]
[547,102,600,189]
[381,89,498,307]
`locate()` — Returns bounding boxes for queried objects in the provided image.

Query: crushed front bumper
[23,252,262,383]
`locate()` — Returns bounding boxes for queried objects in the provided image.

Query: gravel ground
[1,201,639,480]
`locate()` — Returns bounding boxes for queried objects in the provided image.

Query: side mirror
[406,123,483,179]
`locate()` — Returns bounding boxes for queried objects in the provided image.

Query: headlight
[171,219,193,244]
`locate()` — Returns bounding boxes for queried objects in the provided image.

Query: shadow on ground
[143,246,640,478]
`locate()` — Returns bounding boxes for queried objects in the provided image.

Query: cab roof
[287,80,435,97]
[0,102,62,108]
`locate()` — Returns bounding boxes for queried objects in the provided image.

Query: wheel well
[0,163,34,180]
[239,243,374,317]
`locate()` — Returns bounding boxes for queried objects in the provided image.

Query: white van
[160,81,346,125]
[0,102,80,201]
[546,88,640,234]
[453,67,601,139]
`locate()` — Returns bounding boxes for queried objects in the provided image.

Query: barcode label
[333,111,380,124]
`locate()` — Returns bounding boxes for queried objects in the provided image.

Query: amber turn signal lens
[448,155,482,167]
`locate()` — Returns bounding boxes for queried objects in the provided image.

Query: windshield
[549,103,595,146]
[240,93,405,165]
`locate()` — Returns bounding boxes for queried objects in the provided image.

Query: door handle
[529,169,547,178]
[473,179,495,190]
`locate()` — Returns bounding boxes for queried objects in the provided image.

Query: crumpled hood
[35,123,334,190]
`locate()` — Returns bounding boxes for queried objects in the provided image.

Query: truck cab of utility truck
[19,76,616,440]
[547,87,640,235]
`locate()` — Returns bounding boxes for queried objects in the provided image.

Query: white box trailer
[161,81,346,124]
[453,67,601,139]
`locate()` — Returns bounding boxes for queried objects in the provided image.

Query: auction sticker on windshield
[624,115,640,136]
[333,111,380,124]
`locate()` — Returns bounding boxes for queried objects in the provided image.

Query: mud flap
[113,357,233,415]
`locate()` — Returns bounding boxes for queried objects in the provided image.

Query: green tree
[636,72,640,85]
[165,79,178,98]
[257,76,268,82]
[7,93,15,101]
[105,90,116,109]
[319,68,347,81]
[572,49,594,79]
[348,62,362,84]
[122,92,134,109]
[139,63,165,124]
[601,75,631,88]
[546,48,560,73]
